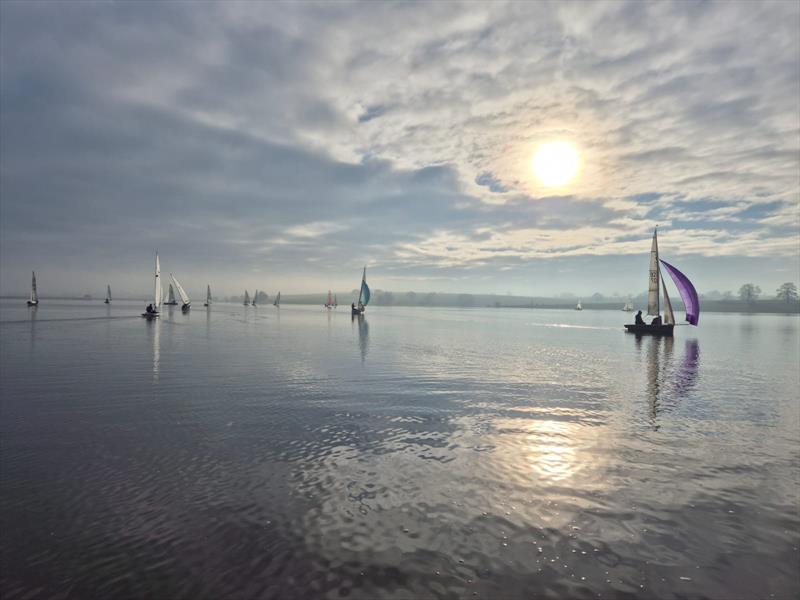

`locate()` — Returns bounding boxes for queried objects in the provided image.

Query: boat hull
[163,301,178,305]
[624,324,674,336]
[27,301,38,306]
[141,312,160,319]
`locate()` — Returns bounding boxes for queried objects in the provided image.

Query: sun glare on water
[531,141,579,188]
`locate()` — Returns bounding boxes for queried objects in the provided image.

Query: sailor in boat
[146,303,153,314]
[635,310,644,325]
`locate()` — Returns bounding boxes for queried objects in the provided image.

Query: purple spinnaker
[660,259,700,326]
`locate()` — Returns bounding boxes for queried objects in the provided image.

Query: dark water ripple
[1,302,798,599]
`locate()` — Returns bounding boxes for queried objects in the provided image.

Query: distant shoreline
[2,295,798,315]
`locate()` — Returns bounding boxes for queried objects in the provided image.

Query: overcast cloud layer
[1,1,798,298]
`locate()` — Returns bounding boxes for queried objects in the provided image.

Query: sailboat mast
[154,252,161,309]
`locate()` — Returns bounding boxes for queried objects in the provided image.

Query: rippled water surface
[1,300,798,599]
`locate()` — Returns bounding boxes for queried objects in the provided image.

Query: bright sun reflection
[531,141,579,188]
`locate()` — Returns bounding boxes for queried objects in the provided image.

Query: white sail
[154,253,161,309]
[167,284,176,304]
[244,290,250,305]
[206,285,211,304]
[253,290,258,305]
[661,266,675,325]
[647,229,660,316]
[30,271,38,303]
[170,274,190,305]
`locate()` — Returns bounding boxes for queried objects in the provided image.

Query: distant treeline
[4,292,798,314]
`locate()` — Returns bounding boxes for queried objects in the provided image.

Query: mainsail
[154,253,161,310]
[30,271,38,304]
[660,260,700,325]
[326,290,333,306]
[357,267,371,306]
[206,285,212,305]
[170,274,190,306]
[244,290,250,305]
[106,285,112,303]
[647,229,660,316]
[253,290,258,305]
[167,284,176,304]
[274,291,281,306]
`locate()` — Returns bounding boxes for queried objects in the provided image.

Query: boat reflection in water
[352,314,369,362]
[638,335,700,429]
[147,317,160,384]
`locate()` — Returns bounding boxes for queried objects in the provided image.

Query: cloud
[0,0,798,297]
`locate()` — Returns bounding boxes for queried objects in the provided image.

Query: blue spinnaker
[660,259,699,326]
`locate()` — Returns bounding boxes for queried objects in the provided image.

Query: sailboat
[243,290,250,306]
[204,285,212,307]
[273,292,281,307]
[334,294,338,308]
[352,267,371,315]
[142,252,161,318]
[169,273,191,312]
[325,290,334,309]
[104,285,112,304]
[575,300,583,311]
[253,289,258,307]
[622,299,633,312]
[27,271,39,306]
[625,228,700,336]
[164,284,178,305]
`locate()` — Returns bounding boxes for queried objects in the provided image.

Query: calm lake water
[1,299,798,599]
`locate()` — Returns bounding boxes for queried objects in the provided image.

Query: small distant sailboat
[253,289,258,307]
[169,273,191,312]
[325,290,334,309]
[243,290,250,306]
[334,294,338,308]
[575,300,583,311]
[142,252,161,318]
[204,285,212,307]
[27,271,39,306]
[625,228,700,336]
[104,285,112,304]
[273,292,281,307]
[622,299,633,312]
[351,267,370,316]
[164,284,178,305]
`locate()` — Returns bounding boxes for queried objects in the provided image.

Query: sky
[1,1,798,300]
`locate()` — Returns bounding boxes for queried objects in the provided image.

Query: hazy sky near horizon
[1,1,798,299]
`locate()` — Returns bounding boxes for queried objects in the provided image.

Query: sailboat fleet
[24,231,699,340]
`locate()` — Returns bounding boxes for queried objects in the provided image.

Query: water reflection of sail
[149,318,160,383]
[644,336,673,429]
[354,315,369,362]
[672,339,700,398]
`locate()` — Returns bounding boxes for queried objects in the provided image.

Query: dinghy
[324,290,334,309]
[164,284,179,305]
[27,271,39,306]
[169,274,191,312]
[204,285,212,307]
[575,300,583,311]
[243,290,250,306]
[142,252,161,318]
[622,299,633,312]
[273,292,281,307]
[625,228,699,336]
[351,267,370,315]
[253,289,258,307]
[104,285,112,304]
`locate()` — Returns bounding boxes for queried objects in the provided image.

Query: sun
[531,141,579,188]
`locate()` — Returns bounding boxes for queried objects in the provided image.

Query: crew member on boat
[635,310,644,325]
